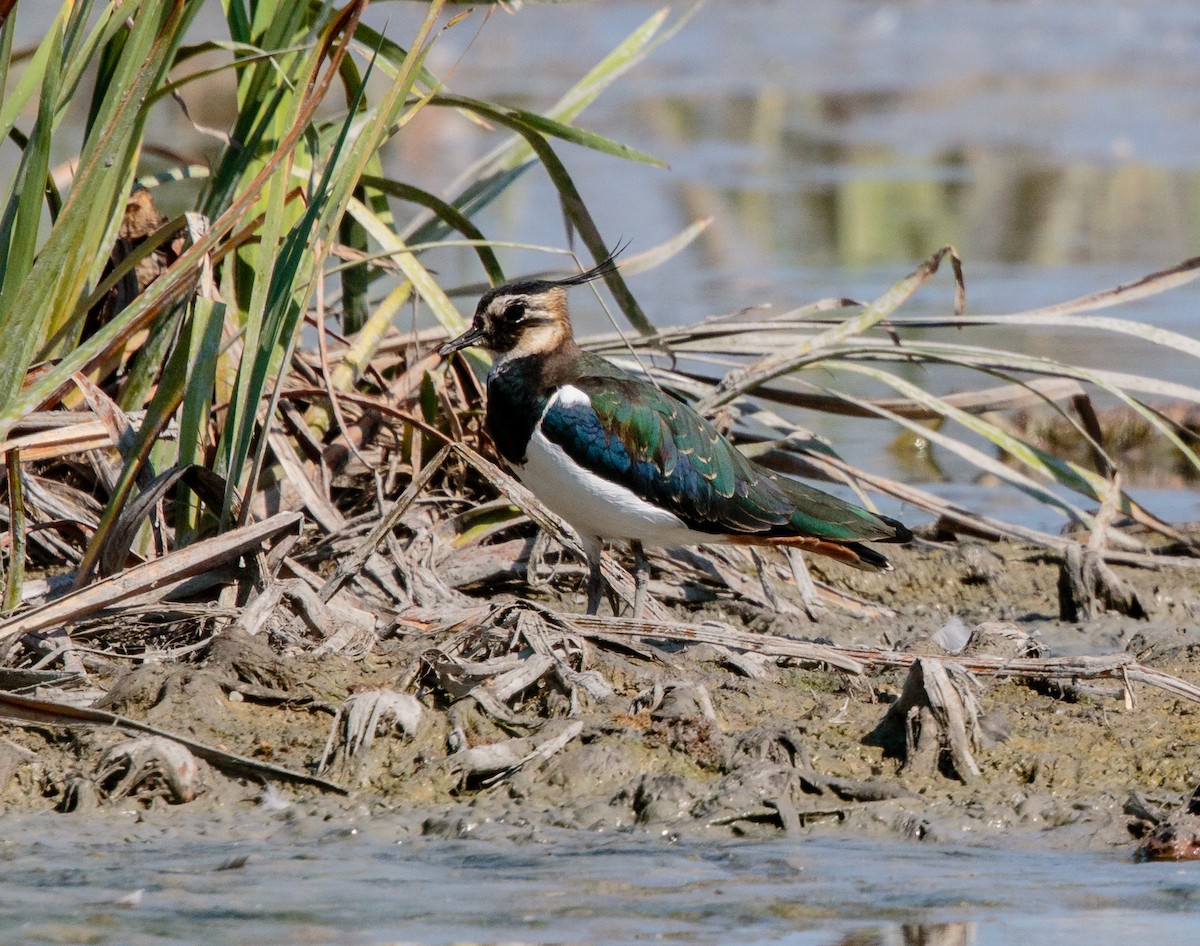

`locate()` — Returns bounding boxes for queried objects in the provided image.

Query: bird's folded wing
[540,375,898,543]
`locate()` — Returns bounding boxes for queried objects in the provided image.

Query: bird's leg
[585,557,604,619]
[631,540,650,620]
[584,537,604,616]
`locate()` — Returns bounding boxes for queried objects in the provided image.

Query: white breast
[513,386,710,548]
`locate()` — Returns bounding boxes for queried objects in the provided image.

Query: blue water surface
[2,812,1198,945]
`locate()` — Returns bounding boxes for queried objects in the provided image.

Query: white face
[462,284,570,360]
[442,255,621,362]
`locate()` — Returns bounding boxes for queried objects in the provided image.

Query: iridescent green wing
[540,372,792,534]
[543,358,906,543]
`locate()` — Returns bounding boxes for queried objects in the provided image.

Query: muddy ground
[2,537,1199,855]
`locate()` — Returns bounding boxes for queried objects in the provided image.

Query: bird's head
[439,251,622,361]
[440,279,570,360]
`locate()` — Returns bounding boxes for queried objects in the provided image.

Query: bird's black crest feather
[549,239,630,288]
[477,242,631,313]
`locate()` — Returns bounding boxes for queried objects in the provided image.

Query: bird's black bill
[439,326,485,357]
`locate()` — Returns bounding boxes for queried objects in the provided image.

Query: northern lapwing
[439,257,912,616]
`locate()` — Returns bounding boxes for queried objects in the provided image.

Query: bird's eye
[503,300,526,321]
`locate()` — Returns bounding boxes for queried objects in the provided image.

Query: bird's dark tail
[835,514,912,571]
[874,514,913,544]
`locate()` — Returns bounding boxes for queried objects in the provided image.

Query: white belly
[516,429,712,548]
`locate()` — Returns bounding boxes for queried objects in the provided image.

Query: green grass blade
[324,9,444,93]
[408,163,530,246]
[348,196,466,335]
[175,291,227,541]
[409,8,688,248]
[73,295,200,584]
[2,1,200,394]
[0,4,64,141]
[3,451,25,614]
[0,1,14,108]
[359,174,503,284]
[832,361,1104,513]
[433,93,665,168]
[872,340,1200,481]
[0,19,62,405]
[444,104,656,336]
[449,5,691,187]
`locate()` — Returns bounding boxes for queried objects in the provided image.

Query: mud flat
[1,539,1198,856]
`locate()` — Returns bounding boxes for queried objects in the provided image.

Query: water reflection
[835,924,976,946]
[640,88,1200,274]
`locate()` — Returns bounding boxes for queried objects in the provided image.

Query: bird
[439,255,912,617]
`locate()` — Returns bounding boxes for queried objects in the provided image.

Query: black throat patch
[486,356,552,465]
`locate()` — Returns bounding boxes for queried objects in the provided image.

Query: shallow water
[2,812,1198,946]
